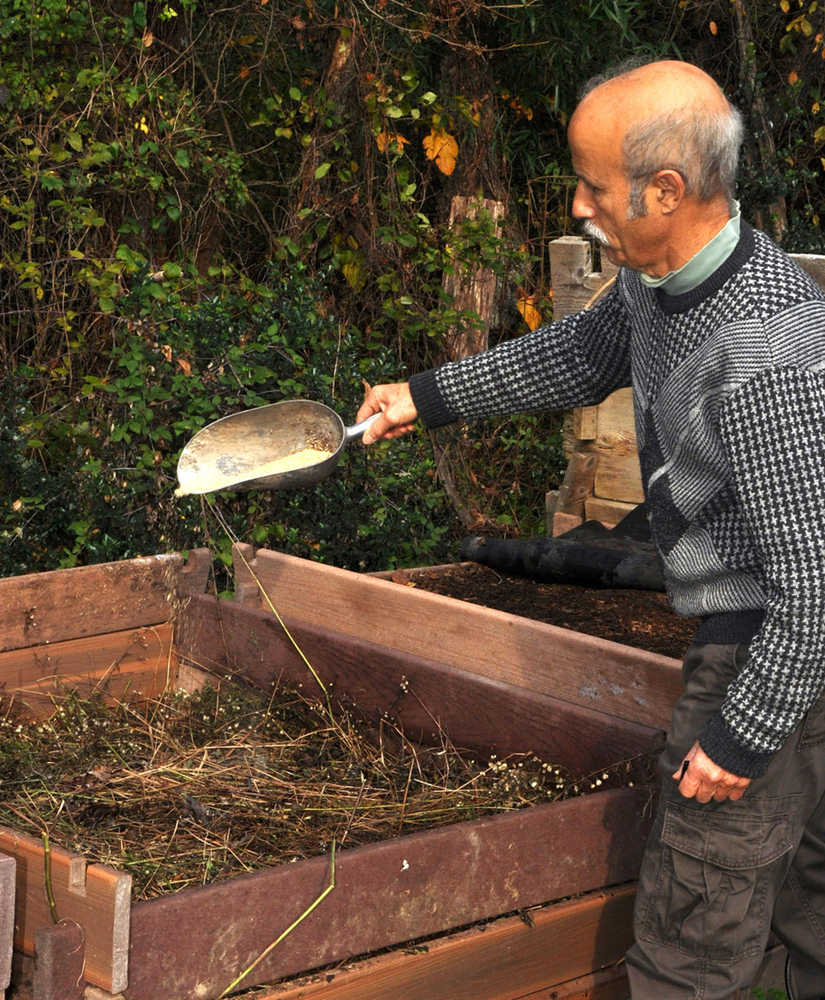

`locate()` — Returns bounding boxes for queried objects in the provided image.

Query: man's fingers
[357,382,419,443]
[362,414,415,444]
[678,771,704,800]
[671,743,751,802]
[361,411,390,445]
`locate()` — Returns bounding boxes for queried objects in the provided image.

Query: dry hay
[0,678,643,900]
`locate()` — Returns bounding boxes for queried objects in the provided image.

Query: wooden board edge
[0,624,178,721]
[125,788,650,998]
[177,594,663,777]
[0,854,14,991]
[109,871,132,994]
[238,885,637,1000]
[0,549,211,653]
[231,546,682,730]
[366,563,477,581]
[0,825,131,993]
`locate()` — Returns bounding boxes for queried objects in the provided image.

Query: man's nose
[571,181,593,219]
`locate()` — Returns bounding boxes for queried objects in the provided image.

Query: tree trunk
[442,195,506,360]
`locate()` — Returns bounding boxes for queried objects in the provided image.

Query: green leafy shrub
[1,264,467,574]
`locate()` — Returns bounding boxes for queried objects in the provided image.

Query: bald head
[579,60,730,120]
[571,60,743,213]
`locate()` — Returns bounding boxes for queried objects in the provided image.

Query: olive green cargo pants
[625,641,825,999]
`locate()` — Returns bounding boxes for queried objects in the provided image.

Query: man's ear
[653,169,685,214]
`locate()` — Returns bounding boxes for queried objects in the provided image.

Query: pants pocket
[638,800,794,962]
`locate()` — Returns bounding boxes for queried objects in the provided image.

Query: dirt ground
[392,561,699,661]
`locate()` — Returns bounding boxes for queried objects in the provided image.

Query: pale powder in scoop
[175,446,333,496]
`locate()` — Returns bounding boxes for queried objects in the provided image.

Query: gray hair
[581,61,744,218]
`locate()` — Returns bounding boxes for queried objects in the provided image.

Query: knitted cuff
[409,369,459,429]
[699,713,773,780]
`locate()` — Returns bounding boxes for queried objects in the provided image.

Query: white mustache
[582,220,612,247]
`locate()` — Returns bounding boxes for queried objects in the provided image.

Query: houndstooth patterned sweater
[410,223,825,778]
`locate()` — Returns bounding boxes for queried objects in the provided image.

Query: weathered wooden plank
[591,387,634,437]
[250,886,636,1000]
[552,451,597,518]
[585,497,637,527]
[0,854,14,994]
[0,826,131,993]
[126,788,650,1000]
[177,595,662,776]
[367,562,476,582]
[10,661,174,721]
[521,967,629,1000]
[548,507,585,536]
[572,405,599,441]
[0,549,211,653]
[231,546,682,730]
[0,624,177,717]
[593,449,644,505]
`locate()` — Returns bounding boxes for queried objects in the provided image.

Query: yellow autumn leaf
[375,131,409,153]
[142,28,154,47]
[423,129,458,176]
[516,294,542,331]
[342,257,367,292]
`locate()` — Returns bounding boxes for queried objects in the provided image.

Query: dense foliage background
[2,0,823,576]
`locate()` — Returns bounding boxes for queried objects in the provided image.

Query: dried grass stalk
[0,678,643,899]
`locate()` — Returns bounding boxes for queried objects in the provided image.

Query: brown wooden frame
[0,549,671,999]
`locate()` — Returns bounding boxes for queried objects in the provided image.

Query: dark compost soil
[391,562,699,661]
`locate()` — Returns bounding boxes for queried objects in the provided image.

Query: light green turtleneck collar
[639,206,741,295]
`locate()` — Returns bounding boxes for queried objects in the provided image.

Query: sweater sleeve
[410,280,633,429]
[702,366,825,777]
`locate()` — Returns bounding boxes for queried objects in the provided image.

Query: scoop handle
[344,411,381,442]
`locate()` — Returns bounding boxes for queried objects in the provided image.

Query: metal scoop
[175,399,380,495]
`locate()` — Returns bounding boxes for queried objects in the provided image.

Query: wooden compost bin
[0,547,683,1000]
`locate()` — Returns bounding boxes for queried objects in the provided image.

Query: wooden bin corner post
[175,547,212,599]
[0,826,131,994]
[547,236,641,534]
[0,853,14,996]
[231,542,262,608]
[33,920,85,1000]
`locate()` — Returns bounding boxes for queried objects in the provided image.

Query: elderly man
[357,60,825,998]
